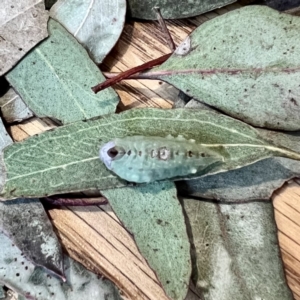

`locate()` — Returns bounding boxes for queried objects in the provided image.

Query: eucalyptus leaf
[0,88,33,123]
[0,199,64,280]
[0,231,121,300]
[0,0,49,76]
[1,108,300,200]
[262,0,300,11]
[182,198,293,299]
[6,19,119,125]
[153,6,300,130]
[50,0,126,64]
[0,287,4,299]
[178,126,300,201]
[102,182,191,300]
[127,0,236,20]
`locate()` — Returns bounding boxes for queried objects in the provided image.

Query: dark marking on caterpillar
[99,135,225,183]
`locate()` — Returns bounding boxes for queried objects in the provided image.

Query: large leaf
[0,88,33,123]
[50,0,126,64]
[1,108,300,200]
[0,198,64,279]
[178,119,300,201]
[102,182,191,300]
[6,19,119,125]
[0,0,49,76]
[152,6,300,130]
[182,198,293,299]
[127,0,236,20]
[0,230,121,300]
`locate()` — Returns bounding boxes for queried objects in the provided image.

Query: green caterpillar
[99,135,225,183]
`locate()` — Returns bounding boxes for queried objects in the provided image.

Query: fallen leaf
[0,0,49,76]
[152,6,300,130]
[0,198,64,280]
[182,198,293,299]
[178,115,300,201]
[0,230,121,300]
[127,0,236,19]
[102,181,191,300]
[1,108,300,199]
[0,118,12,150]
[0,88,33,123]
[6,19,119,125]
[50,0,126,64]
[262,0,300,11]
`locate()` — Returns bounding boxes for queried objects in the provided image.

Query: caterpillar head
[99,141,125,170]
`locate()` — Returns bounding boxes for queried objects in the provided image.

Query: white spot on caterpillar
[175,36,191,56]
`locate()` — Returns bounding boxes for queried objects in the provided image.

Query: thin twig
[91,53,171,93]
[153,6,176,51]
[104,65,300,81]
[43,197,108,206]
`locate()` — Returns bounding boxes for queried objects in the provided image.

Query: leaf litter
[1,3,300,300]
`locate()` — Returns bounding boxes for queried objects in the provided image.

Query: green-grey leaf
[127,0,236,20]
[50,0,126,64]
[0,88,33,123]
[0,232,121,300]
[102,181,191,300]
[6,19,119,125]
[1,108,300,199]
[0,0,49,76]
[0,286,4,299]
[0,198,64,279]
[178,128,300,201]
[182,198,293,299]
[154,6,300,130]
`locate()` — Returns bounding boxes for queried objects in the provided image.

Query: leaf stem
[91,53,171,93]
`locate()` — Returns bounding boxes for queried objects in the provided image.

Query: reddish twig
[91,53,171,93]
[43,197,108,206]
[103,66,300,81]
[153,6,176,51]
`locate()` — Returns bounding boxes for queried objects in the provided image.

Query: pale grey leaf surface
[102,181,191,300]
[178,125,300,201]
[6,19,119,125]
[155,6,300,130]
[182,198,293,300]
[127,0,236,20]
[0,199,64,279]
[1,108,300,200]
[0,232,121,300]
[50,0,126,64]
[0,118,12,198]
[0,88,33,123]
[0,0,49,76]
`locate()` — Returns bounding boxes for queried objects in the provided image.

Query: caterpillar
[99,135,225,183]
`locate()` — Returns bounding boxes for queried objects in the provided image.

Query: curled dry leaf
[0,0,49,76]
[0,198,64,280]
[6,19,119,125]
[0,231,121,300]
[1,108,300,199]
[50,0,126,64]
[152,6,300,130]
[182,198,293,299]
[127,0,236,20]
[0,88,33,123]
[102,182,191,300]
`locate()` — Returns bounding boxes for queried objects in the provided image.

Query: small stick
[153,6,176,51]
[42,197,108,206]
[91,53,171,93]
